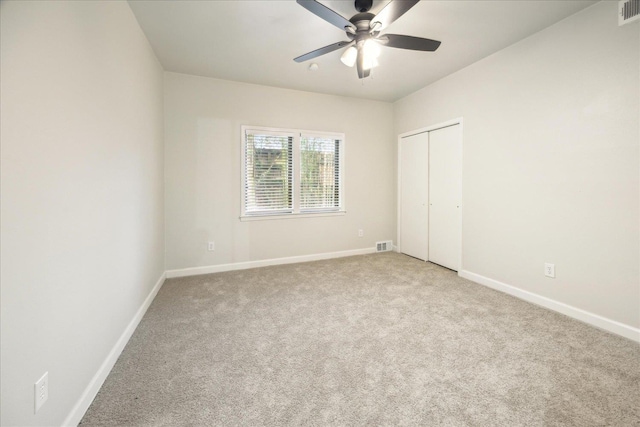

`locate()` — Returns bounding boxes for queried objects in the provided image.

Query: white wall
[394,1,640,329]
[164,72,395,270]
[0,1,165,426]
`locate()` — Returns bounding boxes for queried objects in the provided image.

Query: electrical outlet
[358,229,364,237]
[544,263,555,278]
[34,372,48,413]
[207,241,215,251]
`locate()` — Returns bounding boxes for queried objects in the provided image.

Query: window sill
[240,211,346,222]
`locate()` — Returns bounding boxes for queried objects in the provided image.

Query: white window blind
[300,135,341,212]
[241,126,344,219]
[244,129,293,215]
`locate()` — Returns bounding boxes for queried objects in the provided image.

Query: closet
[398,123,461,271]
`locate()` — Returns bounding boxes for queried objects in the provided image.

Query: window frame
[241,125,345,221]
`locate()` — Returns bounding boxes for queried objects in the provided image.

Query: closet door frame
[397,117,463,272]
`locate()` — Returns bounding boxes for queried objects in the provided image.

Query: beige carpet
[80,253,640,426]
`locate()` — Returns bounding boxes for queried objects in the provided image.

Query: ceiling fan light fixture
[363,39,381,59]
[363,56,379,71]
[340,46,358,67]
[294,0,441,79]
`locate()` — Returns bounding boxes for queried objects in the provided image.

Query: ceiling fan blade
[379,34,441,51]
[294,41,351,63]
[370,0,420,32]
[296,0,354,31]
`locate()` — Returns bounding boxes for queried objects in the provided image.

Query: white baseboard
[62,272,166,427]
[459,270,640,343]
[166,247,376,279]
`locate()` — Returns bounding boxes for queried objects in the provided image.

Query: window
[242,126,344,219]
[243,129,293,215]
[300,135,341,212]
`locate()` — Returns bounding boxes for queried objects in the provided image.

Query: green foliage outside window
[245,134,292,212]
[300,137,340,210]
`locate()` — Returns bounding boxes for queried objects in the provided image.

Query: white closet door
[400,132,429,261]
[428,125,461,271]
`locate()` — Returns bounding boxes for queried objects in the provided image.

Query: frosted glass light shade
[363,40,381,59]
[363,57,379,71]
[340,46,357,67]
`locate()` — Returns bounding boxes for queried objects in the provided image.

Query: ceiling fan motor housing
[347,13,376,42]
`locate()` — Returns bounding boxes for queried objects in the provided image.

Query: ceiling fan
[294,0,441,79]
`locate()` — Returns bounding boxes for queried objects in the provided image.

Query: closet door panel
[428,125,461,271]
[400,132,429,261]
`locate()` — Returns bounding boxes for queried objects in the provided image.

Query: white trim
[240,210,346,221]
[62,272,166,427]
[397,118,463,140]
[166,247,375,279]
[396,135,403,258]
[459,270,640,343]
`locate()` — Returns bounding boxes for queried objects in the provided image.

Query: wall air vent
[619,0,640,26]
[376,241,393,252]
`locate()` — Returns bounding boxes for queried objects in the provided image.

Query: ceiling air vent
[619,0,639,26]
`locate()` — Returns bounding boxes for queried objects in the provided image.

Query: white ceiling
[128,0,597,102]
